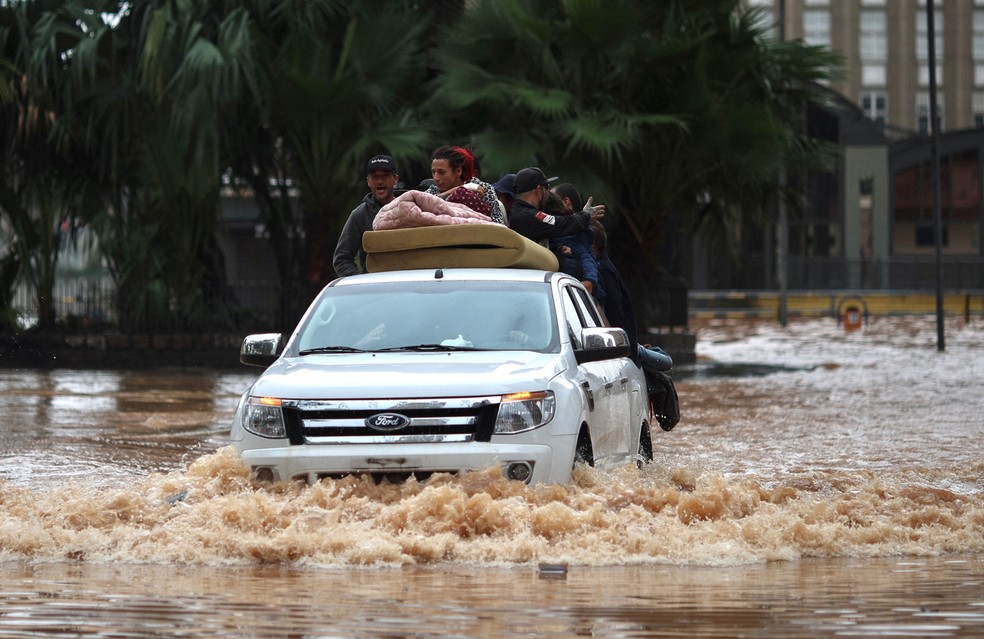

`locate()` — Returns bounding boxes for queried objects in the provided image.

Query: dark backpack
[646,370,680,431]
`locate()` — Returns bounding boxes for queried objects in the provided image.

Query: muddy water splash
[2,441,982,567]
[1,317,982,569]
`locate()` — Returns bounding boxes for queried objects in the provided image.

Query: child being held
[544,185,604,301]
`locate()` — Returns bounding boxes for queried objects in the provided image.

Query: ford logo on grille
[365,412,411,431]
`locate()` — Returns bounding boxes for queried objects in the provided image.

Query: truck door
[561,284,626,461]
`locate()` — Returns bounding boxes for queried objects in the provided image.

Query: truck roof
[329,268,564,287]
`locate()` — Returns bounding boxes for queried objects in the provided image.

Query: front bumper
[237,439,571,485]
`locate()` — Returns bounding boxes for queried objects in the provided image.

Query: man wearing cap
[509,167,603,242]
[333,154,400,277]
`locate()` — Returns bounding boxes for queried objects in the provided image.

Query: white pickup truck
[231,267,655,485]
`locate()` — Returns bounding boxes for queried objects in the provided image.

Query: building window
[974,93,984,127]
[919,65,944,87]
[859,11,887,59]
[975,11,984,85]
[860,91,887,124]
[916,9,944,61]
[859,9,887,87]
[803,9,831,47]
[915,224,948,248]
[916,8,944,88]
[862,65,886,86]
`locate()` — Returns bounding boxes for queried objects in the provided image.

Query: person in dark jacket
[592,220,672,373]
[592,219,638,360]
[592,218,678,431]
[332,155,400,277]
[509,167,603,241]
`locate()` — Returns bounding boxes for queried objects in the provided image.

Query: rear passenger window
[571,287,602,328]
[561,286,585,348]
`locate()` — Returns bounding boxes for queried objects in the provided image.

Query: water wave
[3,447,981,568]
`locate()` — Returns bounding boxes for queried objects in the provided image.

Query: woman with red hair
[427,146,505,224]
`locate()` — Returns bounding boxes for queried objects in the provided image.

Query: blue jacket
[550,228,605,302]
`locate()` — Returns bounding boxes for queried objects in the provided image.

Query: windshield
[295,280,558,353]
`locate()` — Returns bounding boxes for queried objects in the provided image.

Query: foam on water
[1,446,981,568]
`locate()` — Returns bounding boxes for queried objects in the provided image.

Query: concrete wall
[843,145,891,287]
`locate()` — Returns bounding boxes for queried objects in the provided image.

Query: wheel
[573,427,594,467]
[637,422,654,467]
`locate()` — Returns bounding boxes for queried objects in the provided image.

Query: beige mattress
[363,225,559,272]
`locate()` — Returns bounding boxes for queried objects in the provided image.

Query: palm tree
[203,0,438,325]
[0,0,103,330]
[127,0,262,329]
[253,0,437,289]
[69,0,261,331]
[426,0,839,273]
[2,0,440,333]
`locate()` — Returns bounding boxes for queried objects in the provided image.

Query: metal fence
[702,255,984,291]
[786,256,984,290]
[12,276,115,331]
[12,276,282,334]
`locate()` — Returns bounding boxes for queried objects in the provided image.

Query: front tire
[573,427,594,467]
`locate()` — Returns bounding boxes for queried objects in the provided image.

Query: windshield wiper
[298,345,367,355]
[374,343,480,352]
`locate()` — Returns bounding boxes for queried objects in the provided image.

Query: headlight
[494,391,555,434]
[242,396,287,438]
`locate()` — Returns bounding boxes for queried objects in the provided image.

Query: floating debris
[537,563,568,579]
[166,490,188,505]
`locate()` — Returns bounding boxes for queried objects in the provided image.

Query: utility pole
[927,0,945,351]
[777,0,789,327]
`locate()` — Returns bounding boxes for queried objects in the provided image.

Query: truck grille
[281,397,500,445]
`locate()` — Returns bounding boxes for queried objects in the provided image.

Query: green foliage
[0,0,840,332]
[0,0,107,329]
[426,0,840,267]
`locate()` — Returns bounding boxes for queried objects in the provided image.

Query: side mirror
[240,333,283,367]
[574,327,632,364]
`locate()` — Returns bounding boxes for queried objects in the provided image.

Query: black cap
[366,154,398,175]
[492,173,516,197]
[513,167,557,194]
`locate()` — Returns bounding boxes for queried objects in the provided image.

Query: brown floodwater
[1,316,982,638]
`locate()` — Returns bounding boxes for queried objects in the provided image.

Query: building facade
[748,0,984,133]
[687,1,984,293]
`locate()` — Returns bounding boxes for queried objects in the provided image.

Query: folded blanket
[373,190,501,231]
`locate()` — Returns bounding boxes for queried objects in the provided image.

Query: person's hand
[508,330,530,344]
[559,245,572,256]
[354,323,385,348]
[582,280,594,294]
[583,196,606,221]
